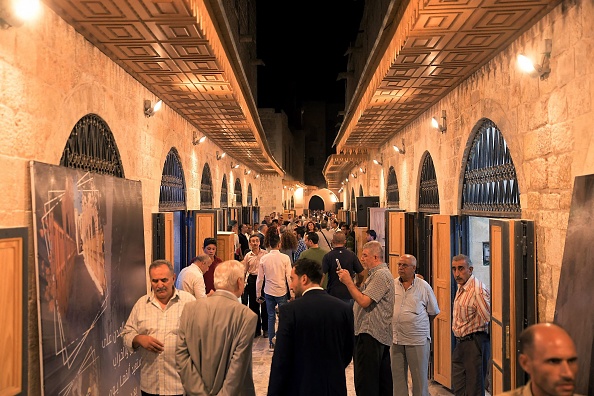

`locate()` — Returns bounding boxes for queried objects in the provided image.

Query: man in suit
[176,260,258,396]
[268,257,354,396]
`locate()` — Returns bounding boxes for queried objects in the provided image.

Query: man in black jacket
[268,258,354,396]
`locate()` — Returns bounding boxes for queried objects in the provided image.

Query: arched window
[350,188,356,211]
[255,198,259,207]
[60,114,124,177]
[291,196,294,209]
[200,163,213,209]
[387,166,399,208]
[359,185,363,196]
[159,148,186,211]
[419,153,439,213]
[220,175,228,209]
[234,178,242,206]
[247,184,253,206]
[461,119,521,217]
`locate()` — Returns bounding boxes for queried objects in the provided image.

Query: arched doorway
[308,195,324,211]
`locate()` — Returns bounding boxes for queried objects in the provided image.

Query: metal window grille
[200,163,213,209]
[350,188,355,211]
[60,114,124,177]
[159,148,186,211]
[387,166,400,208]
[462,119,521,217]
[221,175,228,208]
[234,178,242,206]
[419,153,440,213]
[247,184,253,206]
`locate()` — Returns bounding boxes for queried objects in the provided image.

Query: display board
[555,174,594,395]
[31,162,146,396]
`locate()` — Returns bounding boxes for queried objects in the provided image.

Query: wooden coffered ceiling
[327,0,562,190]
[44,0,284,175]
[323,153,369,191]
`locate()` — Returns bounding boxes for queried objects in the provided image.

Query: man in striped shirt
[451,254,491,396]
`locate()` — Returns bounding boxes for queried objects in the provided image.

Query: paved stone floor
[252,335,456,395]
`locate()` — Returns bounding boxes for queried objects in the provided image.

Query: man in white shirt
[175,255,212,298]
[256,231,292,351]
[121,260,195,396]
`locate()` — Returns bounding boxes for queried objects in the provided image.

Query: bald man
[497,323,584,396]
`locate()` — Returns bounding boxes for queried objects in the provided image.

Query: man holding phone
[322,231,364,303]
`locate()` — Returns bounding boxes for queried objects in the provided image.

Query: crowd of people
[120,210,584,396]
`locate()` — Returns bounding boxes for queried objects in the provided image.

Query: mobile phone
[335,258,342,271]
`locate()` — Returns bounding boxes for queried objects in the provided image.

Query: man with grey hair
[451,254,491,396]
[122,259,195,396]
[317,220,334,251]
[391,254,440,396]
[175,255,212,298]
[176,260,257,396]
[338,241,395,395]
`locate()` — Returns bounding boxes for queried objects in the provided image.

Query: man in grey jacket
[176,260,257,396]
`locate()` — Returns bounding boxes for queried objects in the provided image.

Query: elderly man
[498,323,584,396]
[268,258,354,396]
[452,254,491,396]
[176,260,257,396]
[338,241,395,396]
[391,254,440,396]
[175,255,212,298]
[121,260,195,396]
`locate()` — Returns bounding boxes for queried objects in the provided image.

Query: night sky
[256,0,365,126]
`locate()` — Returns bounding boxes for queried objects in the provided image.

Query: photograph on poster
[31,162,146,396]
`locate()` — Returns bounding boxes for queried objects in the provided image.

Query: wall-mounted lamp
[244,169,251,175]
[0,0,41,29]
[351,172,358,179]
[216,151,226,160]
[192,131,206,145]
[517,39,552,80]
[255,174,260,179]
[393,139,406,154]
[431,110,447,133]
[345,177,349,183]
[373,159,383,166]
[144,99,163,118]
[359,166,367,174]
[231,162,240,169]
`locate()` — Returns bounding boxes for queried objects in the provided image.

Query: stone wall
[0,5,263,393]
[368,0,594,321]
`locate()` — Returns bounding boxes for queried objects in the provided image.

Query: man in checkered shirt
[338,240,395,396]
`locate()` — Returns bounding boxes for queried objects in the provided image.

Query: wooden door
[0,227,27,396]
[490,219,536,394]
[216,232,235,261]
[432,215,456,388]
[386,210,405,278]
[194,211,216,256]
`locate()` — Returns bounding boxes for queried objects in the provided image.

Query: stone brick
[549,121,573,154]
[559,190,573,209]
[547,153,572,189]
[566,77,591,119]
[526,158,548,189]
[547,87,568,124]
[540,193,560,209]
[523,125,551,160]
[526,192,541,209]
